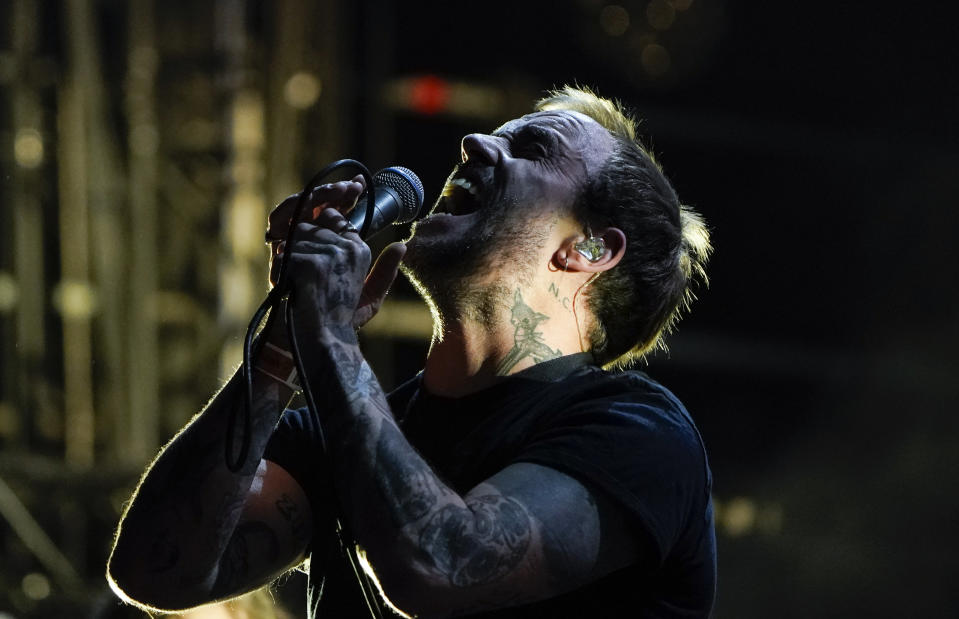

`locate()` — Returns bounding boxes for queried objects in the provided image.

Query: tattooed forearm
[419,495,532,588]
[375,421,453,527]
[213,521,279,593]
[147,529,181,573]
[109,365,298,605]
[306,327,543,611]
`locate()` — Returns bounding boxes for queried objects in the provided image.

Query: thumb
[362,242,407,304]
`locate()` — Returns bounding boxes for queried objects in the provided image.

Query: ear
[558,227,627,273]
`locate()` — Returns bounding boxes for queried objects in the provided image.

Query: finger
[309,176,366,219]
[266,193,303,242]
[269,241,286,286]
[314,207,361,237]
[338,174,367,215]
[362,242,406,303]
[290,222,355,250]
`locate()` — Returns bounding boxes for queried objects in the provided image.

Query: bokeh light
[647,0,676,30]
[600,4,631,37]
[14,128,43,169]
[284,71,322,109]
[641,42,671,77]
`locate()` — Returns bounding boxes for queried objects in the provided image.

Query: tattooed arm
[106,341,315,611]
[286,209,641,617]
[107,179,401,611]
[296,327,640,617]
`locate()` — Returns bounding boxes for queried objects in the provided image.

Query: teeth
[450,177,478,196]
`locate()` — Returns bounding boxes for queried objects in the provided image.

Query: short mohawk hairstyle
[536,85,711,367]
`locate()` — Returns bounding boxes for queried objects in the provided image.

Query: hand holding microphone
[264,166,424,330]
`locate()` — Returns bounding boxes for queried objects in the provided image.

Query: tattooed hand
[266,176,366,289]
[268,178,406,331]
[285,209,371,331]
[285,207,406,335]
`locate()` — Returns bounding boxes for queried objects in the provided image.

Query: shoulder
[568,366,711,488]
[520,367,713,559]
[546,366,705,449]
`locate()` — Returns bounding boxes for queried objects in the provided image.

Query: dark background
[1,0,957,617]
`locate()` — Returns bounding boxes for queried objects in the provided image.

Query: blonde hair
[536,85,711,366]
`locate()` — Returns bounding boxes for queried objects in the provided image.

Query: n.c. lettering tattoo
[548,282,572,311]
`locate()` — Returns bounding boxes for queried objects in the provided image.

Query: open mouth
[436,175,483,216]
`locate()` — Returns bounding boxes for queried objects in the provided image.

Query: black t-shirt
[265,354,716,618]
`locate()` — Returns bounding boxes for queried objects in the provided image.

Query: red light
[409,75,450,115]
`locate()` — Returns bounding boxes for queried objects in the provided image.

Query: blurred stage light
[647,0,676,30]
[409,74,450,115]
[284,71,322,109]
[53,280,97,318]
[641,42,671,77]
[383,75,506,120]
[722,496,757,536]
[14,128,44,169]
[232,92,265,150]
[713,496,784,537]
[227,190,266,259]
[21,572,51,601]
[600,5,631,37]
[0,271,18,312]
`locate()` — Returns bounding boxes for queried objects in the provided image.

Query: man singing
[108,86,715,618]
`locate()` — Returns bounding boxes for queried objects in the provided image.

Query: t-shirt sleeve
[263,406,329,522]
[515,388,710,566]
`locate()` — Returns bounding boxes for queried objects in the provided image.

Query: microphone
[348,166,425,240]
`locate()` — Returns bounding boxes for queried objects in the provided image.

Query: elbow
[106,554,159,610]
[106,553,168,612]
[106,543,213,612]
[371,554,449,618]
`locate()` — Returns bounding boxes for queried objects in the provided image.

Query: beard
[401,196,551,329]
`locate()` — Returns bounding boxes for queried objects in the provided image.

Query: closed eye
[515,142,548,158]
[511,127,553,159]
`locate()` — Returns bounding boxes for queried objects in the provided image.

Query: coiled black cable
[225,158,385,618]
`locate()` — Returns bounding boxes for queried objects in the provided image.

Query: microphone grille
[373,166,425,223]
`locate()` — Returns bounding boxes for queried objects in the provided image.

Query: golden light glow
[232,92,265,150]
[52,280,97,318]
[228,190,266,259]
[714,496,784,537]
[22,572,51,601]
[14,128,44,168]
[284,71,322,109]
[722,497,756,536]
[0,271,18,312]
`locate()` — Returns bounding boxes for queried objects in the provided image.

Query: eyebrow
[494,121,556,142]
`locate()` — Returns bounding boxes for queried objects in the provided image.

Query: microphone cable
[225,158,386,619]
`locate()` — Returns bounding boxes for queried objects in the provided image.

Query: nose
[460,133,501,165]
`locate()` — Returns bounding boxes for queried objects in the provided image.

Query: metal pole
[124,0,161,462]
